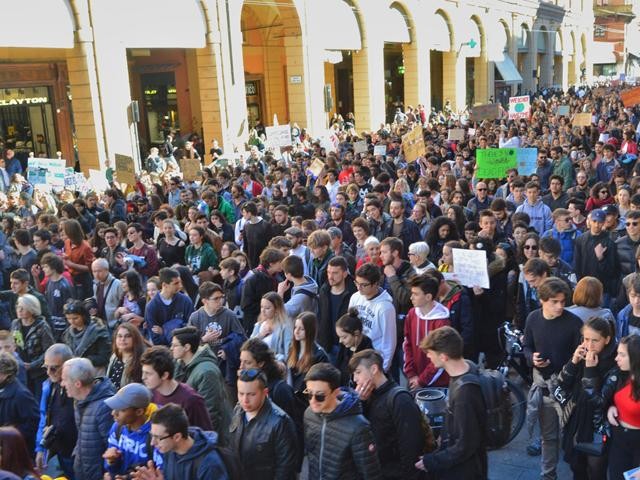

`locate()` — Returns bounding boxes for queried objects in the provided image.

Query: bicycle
[496,321,530,445]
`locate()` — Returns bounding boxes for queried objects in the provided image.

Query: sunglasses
[238,368,262,381]
[303,389,328,403]
[477,188,487,191]
[524,245,538,250]
[627,222,639,227]
[42,365,61,372]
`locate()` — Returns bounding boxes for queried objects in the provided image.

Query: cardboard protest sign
[181,158,201,182]
[373,145,387,157]
[308,158,325,178]
[516,148,538,176]
[115,154,136,185]
[265,125,292,148]
[509,96,531,120]
[354,140,368,155]
[402,126,426,162]
[27,158,66,187]
[573,113,592,127]
[452,248,489,289]
[621,87,640,107]
[556,105,570,117]
[470,103,501,121]
[476,148,517,178]
[447,128,465,141]
[320,131,339,153]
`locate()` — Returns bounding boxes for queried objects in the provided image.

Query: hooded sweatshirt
[515,199,552,234]
[349,288,397,371]
[161,427,228,480]
[284,276,319,320]
[403,302,450,387]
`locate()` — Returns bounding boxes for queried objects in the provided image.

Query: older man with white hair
[91,258,123,329]
[61,357,115,480]
[408,242,436,274]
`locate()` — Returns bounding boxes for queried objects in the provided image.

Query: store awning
[383,7,411,44]
[0,0,74,48]
[495,55,524,84]
[592,42,618,64]
[315,0,362,51]
[430,14,452,52]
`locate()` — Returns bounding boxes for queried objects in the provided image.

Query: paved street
[489,425,571,480]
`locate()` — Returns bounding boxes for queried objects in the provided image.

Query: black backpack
[191,445,244,480]
[457,369,512,449]
[386,386,436,454]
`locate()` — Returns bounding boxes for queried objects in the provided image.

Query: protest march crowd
[1,83,640,480]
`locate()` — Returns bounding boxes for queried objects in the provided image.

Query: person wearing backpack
[416,326,487,480]
[103,383,164,478]
[228,368,297,479]
[350,349,430,480]
[522,277,582,480]
[131,403,231,480]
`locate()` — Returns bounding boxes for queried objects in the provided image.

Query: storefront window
[0,86,58,159]
[142,72,179,145]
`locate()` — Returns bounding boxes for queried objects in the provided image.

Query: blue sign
[516,148,538,176]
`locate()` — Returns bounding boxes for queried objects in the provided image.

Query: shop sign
[0,96,49,107]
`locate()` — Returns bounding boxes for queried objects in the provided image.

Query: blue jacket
[0,378,39,453]
[144,292,194,345]
[104,413,164,476]
[596,158,618,183]
[541,226,581,265]
[73,377,116,480]
[615,304,640,342]
[36,379,77,457]
[161,427,228,480]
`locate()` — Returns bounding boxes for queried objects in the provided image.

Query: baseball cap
[590,209,606,223]
[602,204,619,217]
[105,383,151,410]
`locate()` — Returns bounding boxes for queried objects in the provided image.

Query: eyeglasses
[208,295,225,302]
[477,188,487,191]
[42,365,61,372]
[627,222,639,227]
[303,389,328,403]
[150,433,173,442]
[355,281,372,289]
[524,245,538,250]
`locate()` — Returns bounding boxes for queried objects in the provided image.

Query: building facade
[0,0,593,173]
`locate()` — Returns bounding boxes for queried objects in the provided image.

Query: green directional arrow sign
[469,38,477,49]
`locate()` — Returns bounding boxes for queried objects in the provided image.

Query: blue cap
[590,209,606,223]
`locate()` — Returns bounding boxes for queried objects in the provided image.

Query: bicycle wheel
[506,378,527,444]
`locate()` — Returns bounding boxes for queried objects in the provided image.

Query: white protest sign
[447,128,465,141]
[27,158,66,187]
[373,145,387,156]
[265,125,292,148]
[354,140,368,155]
[509,95,531,120]
[452,248,490,289]
[88,169,110,192]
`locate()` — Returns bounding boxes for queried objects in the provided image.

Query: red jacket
[403,302,450,387]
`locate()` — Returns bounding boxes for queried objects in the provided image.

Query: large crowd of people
[0,84,640,479]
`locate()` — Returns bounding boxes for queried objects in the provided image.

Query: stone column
[352,38,385,130]
[442,51,466,112]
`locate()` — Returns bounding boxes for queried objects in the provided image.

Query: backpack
[191,444,244,480]
[457,369,512,449]
[386,386,436,454]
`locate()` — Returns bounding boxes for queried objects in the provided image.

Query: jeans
[58,454,75,480]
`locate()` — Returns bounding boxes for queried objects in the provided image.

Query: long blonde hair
[259,292,288,328]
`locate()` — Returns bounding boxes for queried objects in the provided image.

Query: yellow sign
[115,154,136,185]
[181,158,201,182]
[402,127,426,162]
[573,113,592,127]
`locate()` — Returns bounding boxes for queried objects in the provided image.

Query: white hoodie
[349,288,397,371]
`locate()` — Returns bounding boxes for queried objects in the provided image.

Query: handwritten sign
[573,113,592,127]
[556,105,570,117]
[476,148,517,178]
[308,158,325,178]
[621,87,640,107]
[115,154,136,185]
[27,158,66,187]
[373,145,387,157]
[265,125,292,148]
[470,103,501,121]
[181,158,201,182]
[447,128,465,141]
[354,140,368,155]
[516,148,538,176]
[402,126,426,162]
[88,169,110,192]
[452,248,489,289]
[509,96,531,120]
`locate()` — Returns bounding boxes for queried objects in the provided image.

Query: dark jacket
[109,199,127,223]
[228,398,298,480]
[325,219,356,248]
[240,266,278,334]
[175,345,231,438]
[36,379,77,457]
[309,251,335,291]
[11,316,55,383]
[557,339,617,463]
[363,381,426,479]
[161,427,229,480]
[382,219,422,259]
[586,366,631,435]
[441,282,475,359]
[335,336,374,387]
[62,319,112,369]
[422,361,487,480]
[0,377,39,453]
[616,234,640,279]
[73,377,116,480]
[385,260,416,317]
[304,389,381,480]
[317,278,357,351]
[289,343,329,394]
[0,287,51,326]
[574,231,619,295]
